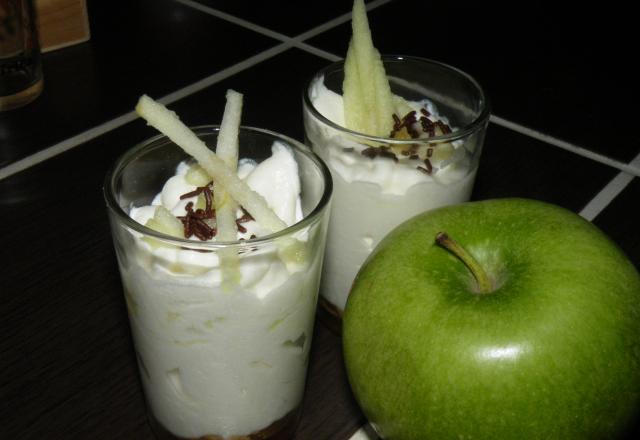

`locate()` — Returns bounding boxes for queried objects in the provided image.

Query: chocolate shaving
[236,208,255,238]
[179,201,216,241]
[180,182,213,200]
[392,113,402,130]
[361,147,378,159]
[417,159,433,174]
[436,120,452,134]
[390,110,420,139]
[235,208,254,234]
[178,183,217,240]
[177,184,260,241]
[379,150,399,163]
[357,107,452,163]
[420,117,435,137]
[236,208,254,224]
[424,158,433,173]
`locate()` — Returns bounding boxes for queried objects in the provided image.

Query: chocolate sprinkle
[180,182,213,201]
[177,183,256,241]
[356,107,453,165]
[236,208,255,233]
[436,120,452,134]
[236,208,254,224]
[179,201,216,241]
[420,117,435,137]
[424,158,433,173]
[361,147,379,159]
[390,110,420,139]
[379,149,399,163]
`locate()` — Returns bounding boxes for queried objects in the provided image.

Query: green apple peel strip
[214,89,243,289]
[343,0,396,137]
[135,95,287,234]
[435,232,492,294]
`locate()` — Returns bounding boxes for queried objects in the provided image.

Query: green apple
[343,198,640,439]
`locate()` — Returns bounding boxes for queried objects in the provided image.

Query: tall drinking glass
[104,126,332,439]
[0,0,43,111]
[303,56,490,330]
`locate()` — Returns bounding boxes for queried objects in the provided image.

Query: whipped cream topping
[132,140,302,241]
[308,75,471,196]
[127,141,305,296]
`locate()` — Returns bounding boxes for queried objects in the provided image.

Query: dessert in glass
[104,93,332,439]
[303,0,490,327]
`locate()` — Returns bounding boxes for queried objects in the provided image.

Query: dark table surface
[2,1,639,439]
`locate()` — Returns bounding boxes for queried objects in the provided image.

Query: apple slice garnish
[214,89,243,287]
[143,206,184,248]
[135,95,287,234]
[343,0,395,137]
[185,164,211,187]
[214,89,243,243]
[146,206,183,238]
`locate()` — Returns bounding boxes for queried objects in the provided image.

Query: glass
[303,56,490,330]
[104,126,332,439]
[0,0,43,111]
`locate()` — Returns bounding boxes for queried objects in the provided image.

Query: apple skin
[343,198,640,440]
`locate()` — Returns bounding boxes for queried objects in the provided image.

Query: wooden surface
[35,0,90,52]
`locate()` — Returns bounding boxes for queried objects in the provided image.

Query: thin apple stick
[215,90,243,288]
[135,95,287,233]
[343,0,395,136]
[215,89,242,243]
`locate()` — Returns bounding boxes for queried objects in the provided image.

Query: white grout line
[490,115,640,177]
[349,423,380,440]
[0,112,137,181]
[0,43,291,181]
[175,0,393,45]
[579,151,640,221]
[175,0,295,42]
[292,0,394,42]
[293,42,341,63]
[174,0,397,61]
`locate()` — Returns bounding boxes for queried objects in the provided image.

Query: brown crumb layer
[149,406,301,440]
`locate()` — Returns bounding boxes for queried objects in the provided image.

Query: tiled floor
[1,1,639,439]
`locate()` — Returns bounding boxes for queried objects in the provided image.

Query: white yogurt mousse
[118,142,320,438]
[305,76,477,312]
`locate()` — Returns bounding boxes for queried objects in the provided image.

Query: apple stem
[435,232,492,294]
